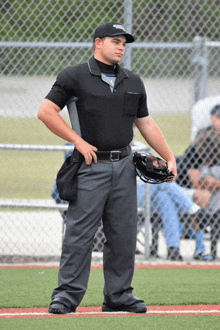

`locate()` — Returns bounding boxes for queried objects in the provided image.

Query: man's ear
[94,38,102,49]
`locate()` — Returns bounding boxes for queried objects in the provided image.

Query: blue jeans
[137,181,205,254]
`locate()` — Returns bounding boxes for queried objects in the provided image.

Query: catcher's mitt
[133,152,174,184]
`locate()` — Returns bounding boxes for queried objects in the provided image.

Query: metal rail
[0,41,194,49]
[0,143,150,257]
[0,200,67,210]
[0,143,148,153]
[0,144,74,152]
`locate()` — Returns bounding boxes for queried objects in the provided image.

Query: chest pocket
[123,92,140,117]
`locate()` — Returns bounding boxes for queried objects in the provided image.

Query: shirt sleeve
[45,67,76,109]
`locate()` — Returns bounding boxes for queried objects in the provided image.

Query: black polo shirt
[46,56,149,150]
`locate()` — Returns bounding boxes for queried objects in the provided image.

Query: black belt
[96,146,131,161]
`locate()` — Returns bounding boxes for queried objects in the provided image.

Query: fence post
[144,183,151,259]
[123,0,133,70]
[193,36,209,103]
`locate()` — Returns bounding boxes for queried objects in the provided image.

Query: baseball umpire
[38,22,177,314]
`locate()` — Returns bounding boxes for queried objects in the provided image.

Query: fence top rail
[0,41,193,49]
[0,200,67,210]
[0,199,145,212]
[0,41,93,48]
[0,144,74,151]
[205,40,220,48]
[1,41,219,52]
[0,143,150,152]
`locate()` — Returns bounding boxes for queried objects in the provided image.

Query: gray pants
[51,151,138,309]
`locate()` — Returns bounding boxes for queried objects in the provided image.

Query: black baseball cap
[210,104,220,117]
[93,22,134,43]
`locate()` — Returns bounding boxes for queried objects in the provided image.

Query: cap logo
[113,24,125,31]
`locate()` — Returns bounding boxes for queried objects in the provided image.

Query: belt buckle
[110,151,120,161]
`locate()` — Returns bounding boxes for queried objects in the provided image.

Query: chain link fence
[1,0,220,262]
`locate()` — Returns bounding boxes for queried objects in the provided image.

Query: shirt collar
[88,56,129,86]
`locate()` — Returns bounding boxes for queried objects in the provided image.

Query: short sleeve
[45,67,76,109]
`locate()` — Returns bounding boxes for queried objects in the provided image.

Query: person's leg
[150,185,183,260]
[193,203,220,259]
[156,182,210,257]
[137,181,161,257]
[50,161,112,312]
[210,226,218,259]
[138,183,182,259]
[102,154,146,312]
[150,185,180,250]
[193,190,211,208]
[210,210,220,259]
[157,181,198,214]
[194,231,206,255]
[137,181,146,209]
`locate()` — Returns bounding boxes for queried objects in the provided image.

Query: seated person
[131,137,211,261]
[137,180,211,261]
[188,104,220,211]
[53,141,210,261]
[177,104,220,259]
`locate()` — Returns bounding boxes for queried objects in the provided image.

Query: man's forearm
[135,116,177,178]
[37,101,81,145]
[135,117,175,161]
[37,99,98,165]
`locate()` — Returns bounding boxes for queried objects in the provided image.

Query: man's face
[210,115,220,132]
[95,35,127,65]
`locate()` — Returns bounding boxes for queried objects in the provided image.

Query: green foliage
[0,0,124,42]
[132,0,220,42]
[1,1,220,76]
[3,0,220,43]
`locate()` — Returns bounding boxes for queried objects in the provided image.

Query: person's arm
[134,116,177,180]
[37,99,97,165]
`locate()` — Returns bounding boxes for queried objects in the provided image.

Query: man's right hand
[75,139,98,165]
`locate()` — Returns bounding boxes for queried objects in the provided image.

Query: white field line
[1,310,220,317]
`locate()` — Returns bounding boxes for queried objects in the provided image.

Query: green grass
[0,117,71,145]
[1,316,220,330]
[145,114,191,155]
[0,114,190,199]
[0,114,191,150]
[1,268,220,308]
[0,268,220,330]
[0,116,71,199]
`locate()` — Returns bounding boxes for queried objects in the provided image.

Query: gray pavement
[1,76,220,117]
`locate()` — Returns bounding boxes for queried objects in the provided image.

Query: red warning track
[0,305,220,318]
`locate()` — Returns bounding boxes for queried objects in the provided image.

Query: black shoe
[167,247,183,261]
[49,301,75,314]
[193,253,215,261]
[102,299,147,313]
[150,246,160,258]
